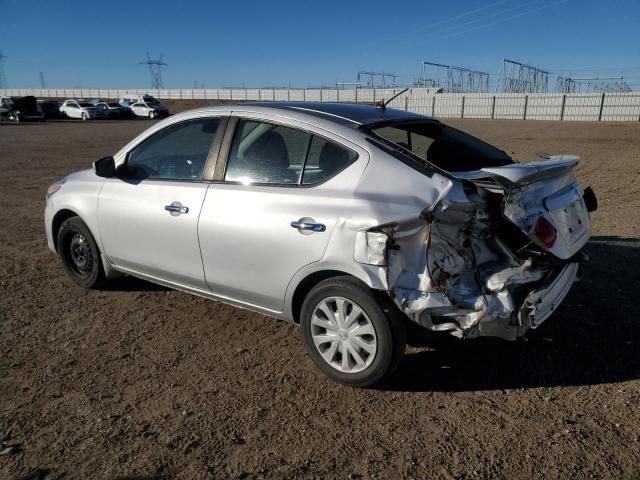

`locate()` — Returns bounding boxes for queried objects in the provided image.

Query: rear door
[98,115,227,289]
[198,115,363,312]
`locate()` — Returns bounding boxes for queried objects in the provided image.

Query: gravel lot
[1,111,639,479]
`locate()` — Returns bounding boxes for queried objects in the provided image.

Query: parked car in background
[120,95,169,119]
[94,101,134,119]
[44,102,597,387]
[0,96,45,122]
[38,99,62,119]
[59,100,107,120]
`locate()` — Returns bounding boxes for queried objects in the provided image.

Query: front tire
[56,216,107,289]
[300,276,406,387]
[81,112,88,121]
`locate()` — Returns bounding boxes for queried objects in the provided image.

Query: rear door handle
[290,220,326,232]
[165,203,189,215]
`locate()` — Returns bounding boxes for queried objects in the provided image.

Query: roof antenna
[376,88,409,111]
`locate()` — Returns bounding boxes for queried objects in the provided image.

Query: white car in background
[120,95,169,119]
[59,100,107,120]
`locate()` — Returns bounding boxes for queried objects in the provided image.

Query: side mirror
[93,156,116,178]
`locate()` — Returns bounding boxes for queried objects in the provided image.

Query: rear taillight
[532,216,557,249]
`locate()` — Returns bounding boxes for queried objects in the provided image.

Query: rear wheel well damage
[52,209,80,252]
[292,270,366,324]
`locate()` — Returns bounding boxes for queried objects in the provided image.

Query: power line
[400,0,544,47]
[390,0,513,41]
[434,0,572,42]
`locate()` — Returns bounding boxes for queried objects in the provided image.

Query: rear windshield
[368,121,513,172]
[79,102,93,107]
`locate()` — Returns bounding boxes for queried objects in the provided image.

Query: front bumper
[44,197,56,254]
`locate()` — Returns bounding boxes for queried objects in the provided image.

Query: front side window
[224,119,357,185]
[124,118,220,180]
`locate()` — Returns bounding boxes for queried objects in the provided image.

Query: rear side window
[124,118,220,180]
[302,136,358,185]
[225,119,357,186]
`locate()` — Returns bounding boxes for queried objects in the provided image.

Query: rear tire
[300,276,406,387]
[56,216,107,289]
[81,112,88,121]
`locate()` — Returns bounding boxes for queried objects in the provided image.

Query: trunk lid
[455,155,591,259]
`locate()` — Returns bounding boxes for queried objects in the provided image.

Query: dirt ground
[1,109,639,479]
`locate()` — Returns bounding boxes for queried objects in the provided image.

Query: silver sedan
[44,102,596,387]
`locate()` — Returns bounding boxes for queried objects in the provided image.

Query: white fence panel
[563,94,602,121]
[493,94,527,120]
[601,93,640,121]
[321,89,338,102]
[463,94,493,119]
[526,94,563,120]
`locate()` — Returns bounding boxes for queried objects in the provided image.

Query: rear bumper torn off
[519,262,579,329]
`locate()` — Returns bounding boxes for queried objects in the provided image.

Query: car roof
[246,102,428,127]
[173,102,431,130]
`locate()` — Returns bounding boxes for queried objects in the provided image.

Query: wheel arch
[291,270,365,324]
[51,208,81,253]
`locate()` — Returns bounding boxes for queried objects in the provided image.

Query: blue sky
[1,0,639,89]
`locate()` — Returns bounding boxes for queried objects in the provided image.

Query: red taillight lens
[532,216,557,248]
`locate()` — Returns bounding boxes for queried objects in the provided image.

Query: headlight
[46,178,67,199]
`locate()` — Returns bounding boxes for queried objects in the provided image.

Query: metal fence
[2,87,639,122]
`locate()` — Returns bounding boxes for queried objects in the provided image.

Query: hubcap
[68,233,93,277]
[310,296,377,373]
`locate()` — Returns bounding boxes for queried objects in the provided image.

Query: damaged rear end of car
[358,119,596,341]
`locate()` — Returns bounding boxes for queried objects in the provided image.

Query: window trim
[121,115,229,183]
[216,116,359,188]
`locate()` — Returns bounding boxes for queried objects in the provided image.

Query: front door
[98,116,224,289]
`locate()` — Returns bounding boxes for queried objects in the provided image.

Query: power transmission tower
[418,61,489,92]
[556,75,631,93]
[418,61,450,90]
[0,51,8,89]
[356,71,398,88]
[140,53,167,89]
[496,59,549,93]
[40,72,46,89]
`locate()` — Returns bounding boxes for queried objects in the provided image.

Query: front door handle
[290,220,326,232]
[165,202,189,216]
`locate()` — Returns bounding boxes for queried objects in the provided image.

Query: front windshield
[79,102,93,107]
[368,121,513,172]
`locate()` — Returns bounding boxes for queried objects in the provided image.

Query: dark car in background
[38,99,62,119]
[0,96,45,122]
[94,101,134,119]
